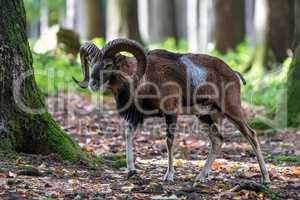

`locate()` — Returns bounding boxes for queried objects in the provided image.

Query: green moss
[268,155,300,164]
[6,109,88,162]
[104,154,127,169]
[45,113,83,161]
[287,46,300,127]
[248,118,273,130]
[250,43,267,78]
[0,138,13,151]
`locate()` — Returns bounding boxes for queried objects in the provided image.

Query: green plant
[33,52,84,94]
[268,155,300,164]
[104,154,127,169]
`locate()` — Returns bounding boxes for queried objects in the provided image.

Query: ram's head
[73,38,147,91]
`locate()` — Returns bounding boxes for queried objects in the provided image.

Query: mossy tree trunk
[0,0,83,160]
[287,47,300,126]
[287,0,300,126]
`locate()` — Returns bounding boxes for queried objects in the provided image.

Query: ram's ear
[114,53,126,65]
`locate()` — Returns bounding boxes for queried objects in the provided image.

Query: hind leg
[194,115,223,185]
[234,119,270,184]
[226,107,270,184]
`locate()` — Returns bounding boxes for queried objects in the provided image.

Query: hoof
[127,170,137,179]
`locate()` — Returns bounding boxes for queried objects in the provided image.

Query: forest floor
[1,92,300,200]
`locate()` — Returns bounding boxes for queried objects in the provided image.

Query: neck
[114,83,144,126]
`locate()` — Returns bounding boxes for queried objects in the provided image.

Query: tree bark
[127,0,142,43]
[214,0,245,53]
[287,47,300,126]
[138,0,177,44]
[187,0,199,52]
[293,0,300,49]
[250,0,294,73]
[40,0,49,35]
[267,0,294,63]
[77,0,106,40]
[245,0,255,46]
[174,0,187,40]
[0,0,83,160]
[187,0,214,52]
[106,0,142,43]
[287,0,300,126]
[64,0,76,30]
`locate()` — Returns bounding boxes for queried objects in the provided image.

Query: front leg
[163,114,177,182]
[126,124,136,178]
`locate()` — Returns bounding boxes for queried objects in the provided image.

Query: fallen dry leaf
[212,160,223,170]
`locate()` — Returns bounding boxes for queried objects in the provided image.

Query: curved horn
[101,38,147,79]
[73,42,102,88]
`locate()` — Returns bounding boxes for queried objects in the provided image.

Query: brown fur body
[109,49,242,125]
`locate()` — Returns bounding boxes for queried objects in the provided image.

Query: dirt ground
[1,93,300,199]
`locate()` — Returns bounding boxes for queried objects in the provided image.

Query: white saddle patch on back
[180,56,207,86]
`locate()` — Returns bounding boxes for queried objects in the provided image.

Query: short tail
[234,71,246,85]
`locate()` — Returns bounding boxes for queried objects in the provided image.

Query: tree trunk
[127,0,142,43]
[293,0,300,49]
[65,0,76,30]
[245,0,255,46]
[287,47,300,126]
[138,0,176,44]
[106,0,142,42]
[250,0,270,74]
[187,0,199,52]
[267,0,294,63]
[214,0,245,53]
[187,0,214,53]
[250,0,294,73]
[40,0,49,35]
[174,0,187,40]
[77,0,105,40]
[0,0,83,160]
[287,0,300,126]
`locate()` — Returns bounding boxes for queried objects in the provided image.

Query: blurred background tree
[24,0,295,56]
[106,0,141,42]
[214,0,245,53]
[287,0,300,126]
